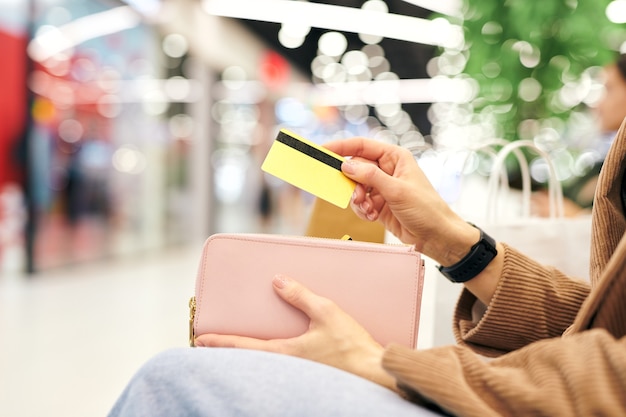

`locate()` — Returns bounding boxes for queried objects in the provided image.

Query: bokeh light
[112,145,147,174]
[318,31,348,57]
[162,33,188,58]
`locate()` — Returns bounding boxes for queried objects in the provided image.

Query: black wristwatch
[438,224,498,283]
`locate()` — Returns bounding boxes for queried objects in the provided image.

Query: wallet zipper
[271,234,415,250]
[189,296,196,347]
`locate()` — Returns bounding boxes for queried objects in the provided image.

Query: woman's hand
[325,137,478,267]
[194,275,398,392]
[326,137,504,304]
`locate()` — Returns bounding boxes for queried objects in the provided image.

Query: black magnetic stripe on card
[276,131,343,171]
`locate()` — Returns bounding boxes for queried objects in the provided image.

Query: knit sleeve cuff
[452,244,589,356]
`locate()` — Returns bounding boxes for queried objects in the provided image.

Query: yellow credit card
[261,129,356,209]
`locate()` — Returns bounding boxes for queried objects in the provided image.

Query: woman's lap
[107,347,442,417]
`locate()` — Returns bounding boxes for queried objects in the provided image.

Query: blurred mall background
[0,0,624,416]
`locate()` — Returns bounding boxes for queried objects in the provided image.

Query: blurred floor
[0,239,457,417]
[0,243,202,417]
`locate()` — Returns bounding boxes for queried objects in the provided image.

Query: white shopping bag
[481,140,592,280]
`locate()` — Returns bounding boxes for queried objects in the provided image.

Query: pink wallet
[189,233,425,348]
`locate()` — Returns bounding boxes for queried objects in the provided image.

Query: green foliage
[459,0,624,141]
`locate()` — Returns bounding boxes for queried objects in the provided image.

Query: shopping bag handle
[456,139,531,216]
[487,140,564,221]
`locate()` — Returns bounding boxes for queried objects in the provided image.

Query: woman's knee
[131,347,199,383]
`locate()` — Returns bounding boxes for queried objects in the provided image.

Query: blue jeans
[107,347,443,417]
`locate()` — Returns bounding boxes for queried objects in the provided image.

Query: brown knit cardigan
[381,119,626,416]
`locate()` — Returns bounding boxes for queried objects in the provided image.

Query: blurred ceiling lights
[202,0,463,49]
[308,77,477,106]
[120,0,163,16]
[204,0,471,105]
[27,6,141,62]
[401,0,461,17]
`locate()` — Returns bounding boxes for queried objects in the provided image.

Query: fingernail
[194,339,205,347]
[360,201,370,212]
[273,274,290,289]
[342,160,358,174]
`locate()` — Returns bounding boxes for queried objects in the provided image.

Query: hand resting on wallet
[194,273,398,392]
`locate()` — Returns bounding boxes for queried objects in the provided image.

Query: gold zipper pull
[188,297,196,347]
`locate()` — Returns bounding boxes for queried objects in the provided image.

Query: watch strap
[438,224,497,283]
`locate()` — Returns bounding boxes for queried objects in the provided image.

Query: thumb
[272,275,321,319]
[341,159,391,192]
